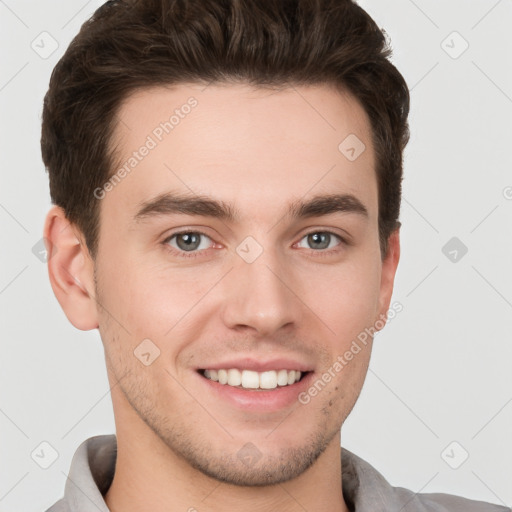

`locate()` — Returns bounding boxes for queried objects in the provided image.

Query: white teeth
[277,369,289,386]
[203,368,304,389]
[241,370,259,389]
[260,370,277,389]
[218,369,228,384]
[227,369,242,386]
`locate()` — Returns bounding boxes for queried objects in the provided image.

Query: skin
[44,83,400,512]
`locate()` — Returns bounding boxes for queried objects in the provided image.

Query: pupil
[309,232,329,249]
[177,233,199,251]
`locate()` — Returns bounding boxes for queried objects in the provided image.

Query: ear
[375,227,400,328]
[43,205,99,330]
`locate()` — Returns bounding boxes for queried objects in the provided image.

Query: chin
[158,426,338,487]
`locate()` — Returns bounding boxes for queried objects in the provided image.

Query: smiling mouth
[199,368,309,390]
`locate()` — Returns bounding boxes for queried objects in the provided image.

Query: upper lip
[197,357,313,373]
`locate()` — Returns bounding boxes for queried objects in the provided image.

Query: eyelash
[161,229,348,259]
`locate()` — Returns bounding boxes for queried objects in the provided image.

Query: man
[41,0,508,510]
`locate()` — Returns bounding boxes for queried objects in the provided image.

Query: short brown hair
[41,0,410,260]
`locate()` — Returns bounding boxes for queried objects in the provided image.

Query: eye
[296,231,344,252]
[163,231,214,257]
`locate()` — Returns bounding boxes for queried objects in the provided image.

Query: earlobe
[375,228,401,329]
[43,206,99,331]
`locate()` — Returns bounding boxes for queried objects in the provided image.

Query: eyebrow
[133,191,369,223]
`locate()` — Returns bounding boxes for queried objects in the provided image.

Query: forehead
[105,82,377,224]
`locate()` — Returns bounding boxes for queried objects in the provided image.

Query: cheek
[113,262,217,346]
[300,258,381,338]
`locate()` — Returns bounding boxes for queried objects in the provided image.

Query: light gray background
[1,1,511,510]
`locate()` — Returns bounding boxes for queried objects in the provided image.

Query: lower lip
[196,371,314,413]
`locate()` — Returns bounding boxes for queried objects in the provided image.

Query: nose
[220,245,299,336]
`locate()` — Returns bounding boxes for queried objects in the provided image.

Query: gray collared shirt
[45,435,509,512]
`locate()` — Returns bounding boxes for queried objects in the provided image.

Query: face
[87,83,399,485]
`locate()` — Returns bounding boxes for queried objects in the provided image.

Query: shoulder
[341,448,509,512]
[393,485,510,511]
[44,498,69,512]
[44,434,117,512]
